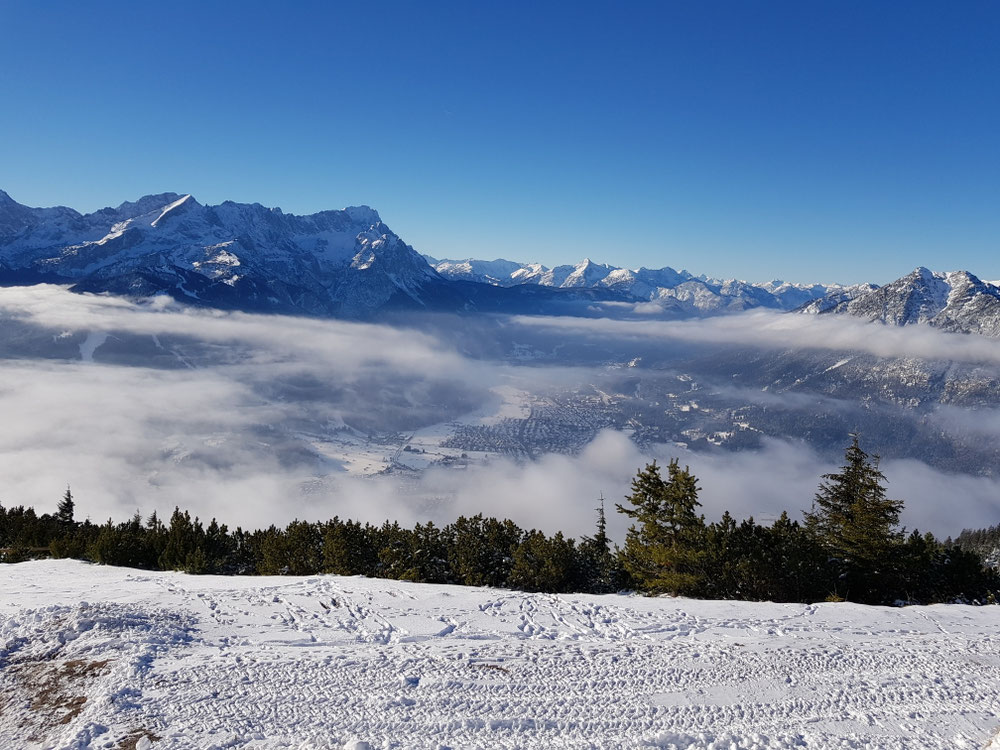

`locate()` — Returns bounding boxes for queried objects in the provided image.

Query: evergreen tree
[57,486,75,527]
[804,434,903,602]
[159,508,206,572]
[578,499,621,593]
[49,521,95,561]
[954,524,1000,569]
[284,519,323,575]
[700,511,741,599]
[509,530,580,593]
[447,514,523,588]
[228,527,257,574]
[402,521,452,583]
[375,521,412,579]
[202,519,233,574]
[898,529,940,603]
[257,525,288,575]
[258,520,322,576]
[88,512,158,569]
[617,459,707,595]
[10,463,995,603]
[766,511,827,603]
[323,518,378,576]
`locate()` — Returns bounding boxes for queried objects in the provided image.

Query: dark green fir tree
[804,434,903,602]
[617,459,706,596]
[57,486,75,527]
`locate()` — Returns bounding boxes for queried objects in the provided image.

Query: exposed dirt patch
[10,657,113,736]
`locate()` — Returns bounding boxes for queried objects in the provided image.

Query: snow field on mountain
[2,561,999,749]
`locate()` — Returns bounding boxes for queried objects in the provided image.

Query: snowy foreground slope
[1,561,999,750]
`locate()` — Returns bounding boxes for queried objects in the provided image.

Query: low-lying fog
[1,285,998,539]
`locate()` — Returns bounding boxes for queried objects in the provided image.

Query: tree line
[1,436,996,605]
[952,524,1000,570]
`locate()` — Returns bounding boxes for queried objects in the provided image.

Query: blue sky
[1,1,997,284]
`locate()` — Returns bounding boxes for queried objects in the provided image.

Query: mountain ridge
[425,254,871,315]
[3,190,999,332]
[798,266,1000,336]
[0,190,646,318]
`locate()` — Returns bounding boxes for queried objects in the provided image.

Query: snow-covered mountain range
[0,190,617,318]
[429,257,1000,335]
[3,189,1000,333]
[425,255,856,314]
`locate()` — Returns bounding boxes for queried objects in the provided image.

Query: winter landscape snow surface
[0,560,999,750]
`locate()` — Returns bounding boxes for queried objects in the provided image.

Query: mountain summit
[799,267,1000,336]
[0,191,459,317]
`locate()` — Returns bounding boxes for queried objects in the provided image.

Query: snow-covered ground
[1,561,999,750]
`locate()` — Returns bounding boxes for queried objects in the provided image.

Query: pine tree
[160,508,201,571]
[258,520,322,576]
[202,519,232,574]
[617,459,707,595]
[509,530,580,593]
[57,486,75,527]
[804,434,903,602]
[375,521,412,579]
[767,511,827,603]
[701,511,740,599]
[578,498,621,593]
[448,514,523,588]
[323,518,378,576]
[402,521,452,583]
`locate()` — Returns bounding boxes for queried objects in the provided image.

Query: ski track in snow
[1,561,999,749]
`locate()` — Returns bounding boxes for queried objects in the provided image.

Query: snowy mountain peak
[0,189,40,236]
[112,192,186,220]
[343,205,381,225]
[150,194,198,227]
[562,258,613,287]
[800,267,1000,336]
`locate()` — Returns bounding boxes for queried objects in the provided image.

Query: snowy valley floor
[0,561,998,749]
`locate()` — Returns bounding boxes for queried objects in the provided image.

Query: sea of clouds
[1,285,998,539]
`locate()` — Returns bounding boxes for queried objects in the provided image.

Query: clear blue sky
[1,1,997,284]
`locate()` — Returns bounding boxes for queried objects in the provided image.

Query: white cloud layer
[0,286,997,539]
[515,309,1000,366]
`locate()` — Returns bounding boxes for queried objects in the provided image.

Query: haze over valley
[2,203,1000,540]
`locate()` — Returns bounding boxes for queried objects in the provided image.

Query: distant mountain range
[425,256,865,314]
[3,189,999,334]
[426,257,1000,335]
